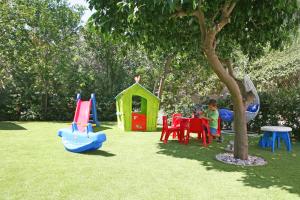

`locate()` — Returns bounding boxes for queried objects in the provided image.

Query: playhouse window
[132,95,142,112]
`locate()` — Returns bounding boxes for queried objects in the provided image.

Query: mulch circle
[216,153,267,166]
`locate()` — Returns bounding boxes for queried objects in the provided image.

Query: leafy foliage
[249,87,300,140]
[249,42,300,91]
[0,0,152,121]
[0,0,299,148]
[0,0,83,120]
[89,0,300,62]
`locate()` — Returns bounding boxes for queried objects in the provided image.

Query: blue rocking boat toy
[58,94,106,153]
[58,123,106,153]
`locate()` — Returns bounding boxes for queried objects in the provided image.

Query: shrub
[249,87,300,140]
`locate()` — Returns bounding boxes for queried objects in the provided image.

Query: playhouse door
[132,113,146,131]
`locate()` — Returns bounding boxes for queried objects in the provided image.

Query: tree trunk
[106,50,113,95]
[44,90,48,120]
[157,54,173,99]
[153,78,159,94]
[157,77,164,99]
[173,0,247,159]
[203,36,248,160]
[42,80,49,120]
[232,101,248,159]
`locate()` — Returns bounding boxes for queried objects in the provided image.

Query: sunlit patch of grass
[1,121,300,200]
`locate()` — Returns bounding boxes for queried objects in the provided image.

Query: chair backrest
[188,118,203,133]
[172,113,182,127]
[180,118,189,132]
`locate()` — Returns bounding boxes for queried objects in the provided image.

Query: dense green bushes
[249,87,300,140]
[0,0,155,122]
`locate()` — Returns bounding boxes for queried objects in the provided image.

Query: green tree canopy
[89,0,300,159]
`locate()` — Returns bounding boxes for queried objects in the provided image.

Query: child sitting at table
[192,111,199,118]
[201,99,222,143]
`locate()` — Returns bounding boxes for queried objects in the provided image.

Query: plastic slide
[57,94,106,153]
[74,99,92,132]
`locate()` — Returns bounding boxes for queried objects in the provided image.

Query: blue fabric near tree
[219,104,259,123]
[247,104,260,112]
[218,109,234,122]
[58,128,106,153]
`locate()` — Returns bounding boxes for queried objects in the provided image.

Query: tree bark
[106,49,113,95]
[157,54,173,99]
[41,79,49,120]
[203,35,248,160]
[232,100,248,159]
[157,78,164,99]
[153,78,159,94]
[44,90,48,120]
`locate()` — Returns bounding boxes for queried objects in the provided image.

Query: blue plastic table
[259,126,292,152]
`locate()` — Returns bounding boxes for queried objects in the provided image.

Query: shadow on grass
[101,121,117,126]
[93,125,112,132]
[0,122,27,130]
[156,127,162,132]
[157,137,300,197]
[82,150,116,157]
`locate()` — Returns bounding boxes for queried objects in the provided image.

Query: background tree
[88,0,300,159]
[0,0,84,120]
[0,0,155,121]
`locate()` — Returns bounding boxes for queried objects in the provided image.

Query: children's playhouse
[115,80,160,131]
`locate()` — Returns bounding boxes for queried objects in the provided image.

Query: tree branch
[171,7,189,18]
[212,39,217,50]
[222,59,235,78]
[227,62,235,78]
[193,0,207,42]
[202,1,237,48]
[157,53,174,99]
[227,2,236,15]
[220,58,255,106]
[171,2,207,43]
[212,9,220,23]
[216,1,236,33]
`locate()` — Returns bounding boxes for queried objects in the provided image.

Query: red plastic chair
[160,116,181,144]
[179,118,190,143]
[185,118,207,146]
[200,118,210,143]
[172,113,182,127]
[171,113,182,138]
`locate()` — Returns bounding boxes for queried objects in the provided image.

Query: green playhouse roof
[115,83,160,100]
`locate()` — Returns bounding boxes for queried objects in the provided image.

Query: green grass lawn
[1,121,300,200]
